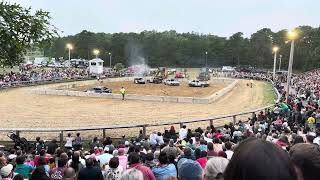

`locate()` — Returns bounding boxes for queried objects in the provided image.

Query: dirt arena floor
[66,80,229,97]
[0,79,271,140]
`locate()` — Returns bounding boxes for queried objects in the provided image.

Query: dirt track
[0,79,266,139]
[68,80,229,97]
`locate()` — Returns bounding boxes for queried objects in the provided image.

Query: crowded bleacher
[0,68,89,88]
[0,70,320,180]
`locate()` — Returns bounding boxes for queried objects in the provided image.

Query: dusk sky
[8,0,319,37]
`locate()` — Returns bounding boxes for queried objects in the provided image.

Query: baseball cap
[0,164,13,177]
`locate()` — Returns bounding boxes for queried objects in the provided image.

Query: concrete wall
[30,77,238,104]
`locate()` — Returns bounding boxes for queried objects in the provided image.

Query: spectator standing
[179,125,187,140]
[96,149,113,168]
[65,133,74,150]
[47,139,59,155]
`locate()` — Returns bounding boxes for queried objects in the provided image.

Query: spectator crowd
[0,68,88,88]
[0,69,320,180]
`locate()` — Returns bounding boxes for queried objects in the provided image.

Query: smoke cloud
[125,41,150,76]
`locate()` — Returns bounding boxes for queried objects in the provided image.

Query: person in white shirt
[96,149,113,168]
[312,130,320,145]
[179,125,187,140]
[156,132,164,145]
[149,131,158,146]
[224,142,234,160]
[65,133,74,150]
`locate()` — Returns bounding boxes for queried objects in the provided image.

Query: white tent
[89,58,104,74]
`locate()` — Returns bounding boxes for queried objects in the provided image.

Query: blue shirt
[152,164,177,180]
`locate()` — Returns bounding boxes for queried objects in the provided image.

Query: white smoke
[125,41,150,77]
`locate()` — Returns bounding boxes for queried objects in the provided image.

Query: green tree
[0,2,58,67]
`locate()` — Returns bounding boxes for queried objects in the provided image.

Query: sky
[7,0,320,38]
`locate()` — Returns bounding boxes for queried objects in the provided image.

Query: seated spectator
[128,152,156,180]
[50,159,67,180]
[177,158,203,180]
[63,167,76,180]
[68,153,85,176]
[120,169,144,180]
[152,152,176,180]
[161,140,183,159]
[289,143,320,180]
[30,165,50,180]
[14,156,34,179]
[144,153,156,169]
[196,150,208,168]
[118,148,128,170]
[224,142,234,160]
[96,148,113,168]
[104,157,123,180]
[207,142,218,158]
[204,157,229,180]
[178,148,195,161]
[0,164,14,180]
[224,138,297,180]
[77,158,103,180]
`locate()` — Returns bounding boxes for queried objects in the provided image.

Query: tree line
[45,26,320,71]
[1,2,320,71]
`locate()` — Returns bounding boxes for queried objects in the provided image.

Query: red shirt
[129,163,156,180]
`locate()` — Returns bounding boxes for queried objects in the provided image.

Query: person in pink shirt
[118,148,128,170]
[128,152,156,180]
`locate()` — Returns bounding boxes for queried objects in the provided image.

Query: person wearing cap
[178,158,203,180]
[205,157,229,180]
[0,164,14,180]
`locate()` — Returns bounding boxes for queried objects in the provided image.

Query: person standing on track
[120,87,126,100]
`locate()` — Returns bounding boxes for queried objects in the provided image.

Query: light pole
[93,49,100,58]
[66,43,73,65]
[272,46,279,80]
[205,51,208,67]
[286,30,298,102]
[108,52,112,68]
[278,54,282,71]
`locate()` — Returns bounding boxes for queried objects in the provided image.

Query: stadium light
[108,52,112,68]
[272,46,279,80]
[286,30,298,102]
[93,49,100,58]
[66,43,73,63]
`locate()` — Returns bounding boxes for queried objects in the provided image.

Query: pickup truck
[164,79,180,86]
[188,80,210,87]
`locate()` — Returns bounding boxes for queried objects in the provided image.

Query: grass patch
[263,82,276,105]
